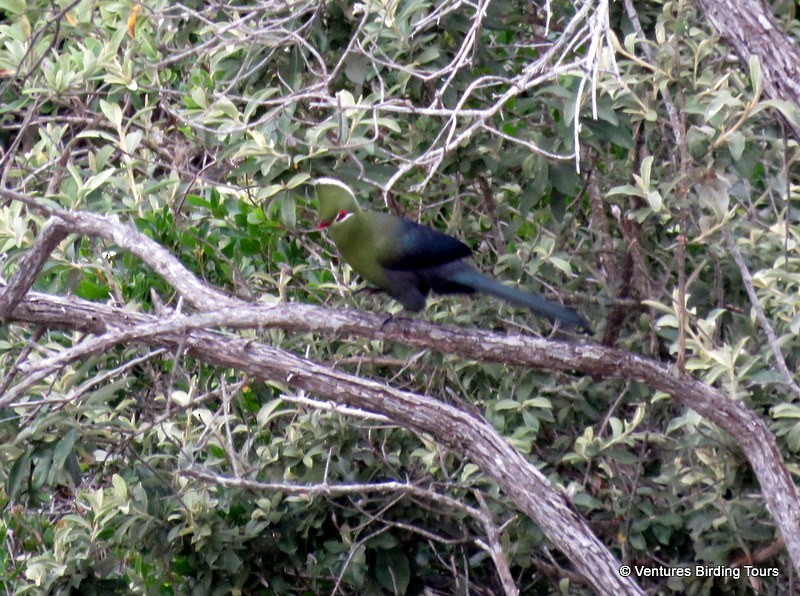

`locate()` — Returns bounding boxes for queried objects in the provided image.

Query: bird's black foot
[575,319,594,336]
[379,313,395,332]
[551,319,593,337]
[379,312,415,331]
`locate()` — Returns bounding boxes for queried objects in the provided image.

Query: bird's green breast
[328,211,397,290]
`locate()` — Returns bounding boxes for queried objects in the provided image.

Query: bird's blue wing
[380,218,472,270]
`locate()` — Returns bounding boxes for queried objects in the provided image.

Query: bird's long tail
[445,266,591,331]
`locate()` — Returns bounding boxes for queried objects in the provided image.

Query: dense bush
[1,0,799,593]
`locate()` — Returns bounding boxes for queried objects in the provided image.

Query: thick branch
[694,0,800,139]
[3,191,800,582]
[0,217,68,320]
[7,292,640,594]
[8,292,800,579]
[0,187,237,310]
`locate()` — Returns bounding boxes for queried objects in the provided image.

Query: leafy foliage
[1,0,799,593]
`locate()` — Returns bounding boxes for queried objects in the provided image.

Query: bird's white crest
[313,178,355,197]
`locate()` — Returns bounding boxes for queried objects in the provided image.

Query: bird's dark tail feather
[449,267,591,331]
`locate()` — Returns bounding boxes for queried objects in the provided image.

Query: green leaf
[0,0,26,15]
[772,404,800,419]
[257,399,289,427]
[606,184,645,199]
[604,448,639,465]
[31,447,54,490]
[787,424,800,452]
[548,256,573,274]
[415,47,440,65]
[704,91,740,121]
[640,155,653,189]
[494,399,520,411]
[628,532,647,551]
[52,428,78,473]
[375,549,410,595]
[344,54,368,85]
[112,474,128,499]
[757,99,800,128]
[99,99,123,130]
[83,168,116,193]
[76,277,111,300]
[608,417,623,437]
[186,195,211,208]
[262,184,284,199]
[522,397,552,409]
[645,190,663,212]
[571,492,602,510]
[460,463,481,481]
[285,172,311,189]
[7,451,32,502]
[749,55,762,97]
[279,193,296,228]
[124,130,143,153]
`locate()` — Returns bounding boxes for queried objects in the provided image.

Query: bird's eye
[334,210,352,223]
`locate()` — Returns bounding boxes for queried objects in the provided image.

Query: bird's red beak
[316,220,331,230]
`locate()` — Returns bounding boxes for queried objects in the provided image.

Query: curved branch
[7,292,640,594]
[0,217,68,321]
[0,187,237,310]
[3,192,800,583]
[7,290,800,577]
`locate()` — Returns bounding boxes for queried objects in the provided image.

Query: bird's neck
[329,211,370,259]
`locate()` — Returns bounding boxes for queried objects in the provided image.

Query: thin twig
[474,491,519,596]
[725,232,800,399]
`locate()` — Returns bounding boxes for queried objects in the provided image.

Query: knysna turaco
[314,178,590,331]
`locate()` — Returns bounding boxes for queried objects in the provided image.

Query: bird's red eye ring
[334,210,351,222]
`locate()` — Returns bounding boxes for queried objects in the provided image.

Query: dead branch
[0,217,68,320]
[7,291,640,593]
[0,187,236,311]
[3,190,800,586]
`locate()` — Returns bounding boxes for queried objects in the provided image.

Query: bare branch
[0,217,69,321]
[8,290,800,580]
[7,292,640,593]
[474,491,518,596]
[0,187,237,310]
[183,469,482,517]
[278,393,393,423]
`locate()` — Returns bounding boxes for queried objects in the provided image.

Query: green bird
[314,178,591,331]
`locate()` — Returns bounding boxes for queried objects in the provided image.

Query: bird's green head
[314,178,361,230]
